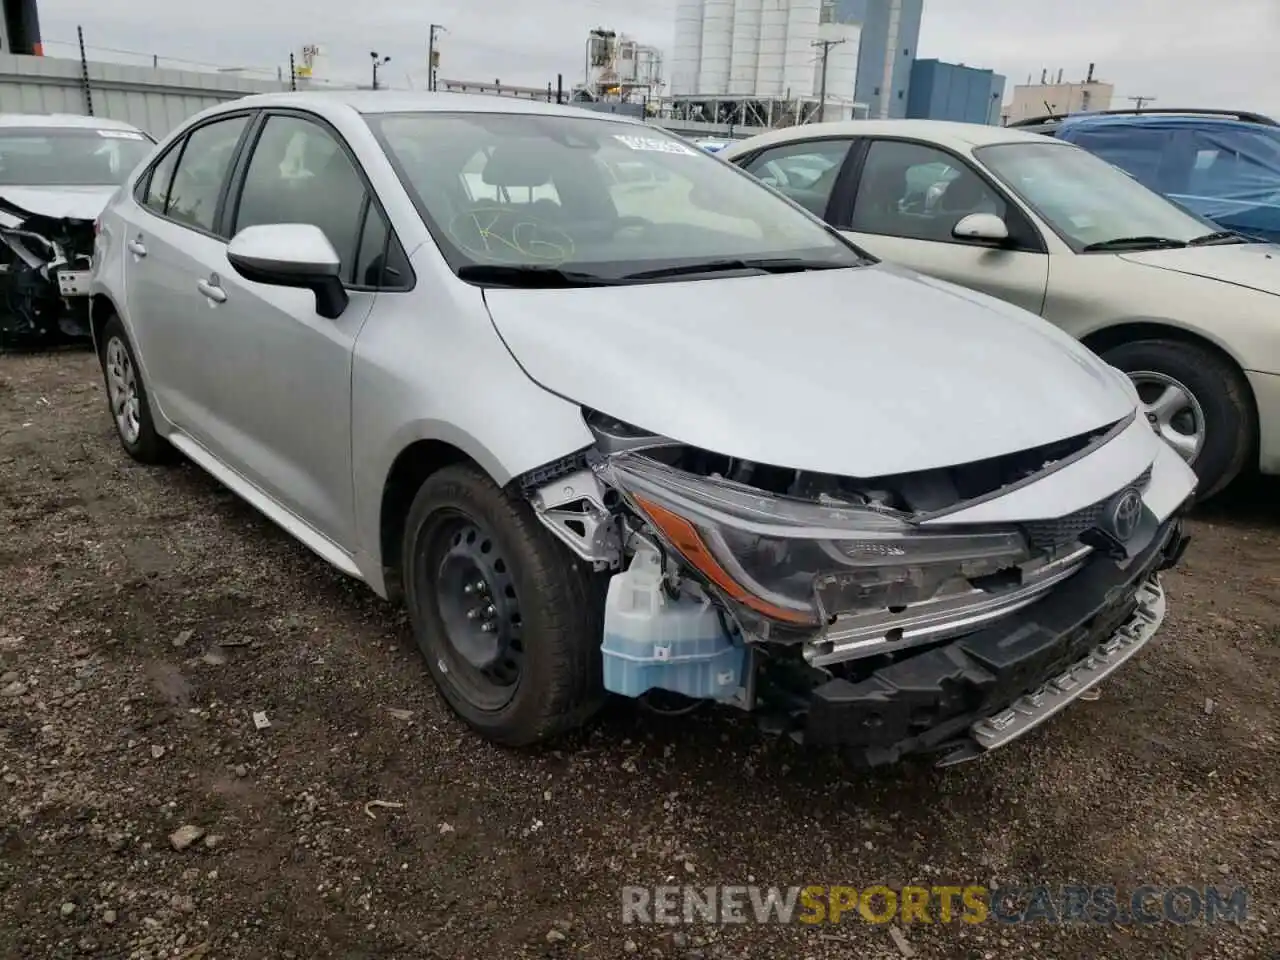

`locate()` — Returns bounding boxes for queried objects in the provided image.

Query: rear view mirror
[227,223,349,320]
[952,212,1010,244]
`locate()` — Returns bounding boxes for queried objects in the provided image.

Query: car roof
[1057,113,1279,133]
[719,119,1049,155]
[220,90,649,124]
[0,112,144,132]
[1011,108,1278,128]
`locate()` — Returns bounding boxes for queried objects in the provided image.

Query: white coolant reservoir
[601,544,745,701]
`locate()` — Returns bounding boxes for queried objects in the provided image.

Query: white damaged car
[90,92,1197,766]
[0,113,153,348]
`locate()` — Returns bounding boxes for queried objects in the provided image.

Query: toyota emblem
[1105,487,1144,542]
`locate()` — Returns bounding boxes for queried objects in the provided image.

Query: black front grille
[1022,465,1153,551]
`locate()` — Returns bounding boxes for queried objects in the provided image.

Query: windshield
[366,111,865,281]
[0,127,154,187]
[975,141,1220,251]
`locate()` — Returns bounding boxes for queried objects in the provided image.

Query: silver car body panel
[483,262,1134,480]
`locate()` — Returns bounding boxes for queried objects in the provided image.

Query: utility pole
[1127,95,1156,111]
[811,38,845,123]
[370,51,390,90]
[427,24,444,91]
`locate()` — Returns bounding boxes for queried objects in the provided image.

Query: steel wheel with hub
[401,463,606,746]
[431,515,525,711]
[97,314,171,464]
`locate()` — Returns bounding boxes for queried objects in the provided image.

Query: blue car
[1009,109,1280,245]
[694,138,734,154]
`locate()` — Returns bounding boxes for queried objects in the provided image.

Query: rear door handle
[127,238,146,257]
[197,277,227,303]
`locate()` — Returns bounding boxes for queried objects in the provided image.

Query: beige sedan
[722,120,1280,498]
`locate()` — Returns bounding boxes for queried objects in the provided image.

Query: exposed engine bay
[0,196,95,350]
[518,406,1191,765]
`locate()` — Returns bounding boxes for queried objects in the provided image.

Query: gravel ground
[1,351,1277,960]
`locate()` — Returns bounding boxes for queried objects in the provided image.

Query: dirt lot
[1,351,1277,960]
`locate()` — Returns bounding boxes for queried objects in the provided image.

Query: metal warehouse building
[907,59,1006,125]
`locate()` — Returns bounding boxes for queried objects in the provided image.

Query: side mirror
[952,212,1009,244]
[227,223,349,320]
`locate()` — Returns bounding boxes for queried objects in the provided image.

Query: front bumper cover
[804,517,1190,767]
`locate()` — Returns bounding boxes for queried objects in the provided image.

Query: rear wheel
[98,315,172,464]
[1101,339,1254,500]
[401,464,605,746]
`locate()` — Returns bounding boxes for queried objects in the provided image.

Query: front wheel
[1101,339,1254,500]
[401,464,605,746]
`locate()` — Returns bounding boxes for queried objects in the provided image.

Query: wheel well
[90,294,117,352]
[379,440,475,604]
[1082,322,1239,369]
[1081,321,1260,453]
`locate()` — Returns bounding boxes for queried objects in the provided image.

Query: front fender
[349,249,596,590]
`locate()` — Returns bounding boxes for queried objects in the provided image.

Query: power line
[42,37,276,75]
[41,36,353,88]
[1127,95,1157,111]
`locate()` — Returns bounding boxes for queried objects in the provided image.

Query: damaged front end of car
[0,198,95,350]
[519,406,1196,767]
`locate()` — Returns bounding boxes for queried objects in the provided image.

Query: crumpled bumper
[804,515,1191,767]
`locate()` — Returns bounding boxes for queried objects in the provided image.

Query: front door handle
[197,277,227,303]
[127,237,146,257]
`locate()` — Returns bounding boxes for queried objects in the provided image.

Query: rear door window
[740,139,853,217]
[164,115,250,233]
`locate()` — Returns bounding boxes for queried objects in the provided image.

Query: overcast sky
[34,0,1280,115]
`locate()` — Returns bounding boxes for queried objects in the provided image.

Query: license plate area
[57,269,91,297]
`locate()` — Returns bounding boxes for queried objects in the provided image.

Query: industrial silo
[754,0,789,97]
[697,0,735,96]
[671,0,706,95]
[728,0,762,96]
[783,0,822,97]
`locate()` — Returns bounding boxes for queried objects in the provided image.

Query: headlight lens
[599,452,1031,629]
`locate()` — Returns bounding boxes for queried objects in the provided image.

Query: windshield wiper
[456,264,617,288]
[1187,230,1251,246]
[620,257,852,281]
[1081,236,1188,252]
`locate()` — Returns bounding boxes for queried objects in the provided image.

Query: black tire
[401,463,605,746]
[1101,338,1254,500]
[98,315,173,465]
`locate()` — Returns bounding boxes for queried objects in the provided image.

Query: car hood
[0,184,119,222]
[1119,242,1280,297]
[482,263,1135,478]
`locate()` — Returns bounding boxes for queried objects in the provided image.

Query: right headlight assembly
[598,452,1032,631]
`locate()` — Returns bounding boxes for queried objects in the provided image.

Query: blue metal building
[832,0,924,119]
[906,59,1006,125]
